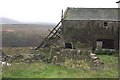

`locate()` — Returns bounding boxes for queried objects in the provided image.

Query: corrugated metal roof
[63,8,119,21]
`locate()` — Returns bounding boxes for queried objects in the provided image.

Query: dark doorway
[96,39,114,49]
[64,42,73,49]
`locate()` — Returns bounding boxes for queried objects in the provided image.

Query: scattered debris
[89,52,104,67]
[0,61,11,66]
[1,48,104,69]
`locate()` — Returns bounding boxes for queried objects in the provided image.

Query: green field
[2,48,118,78]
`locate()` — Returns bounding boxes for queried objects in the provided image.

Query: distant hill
[1,17,57,47]
[1,17,21,24]
[0,17,56,27]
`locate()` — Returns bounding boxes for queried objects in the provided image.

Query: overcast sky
[0,0,118,23]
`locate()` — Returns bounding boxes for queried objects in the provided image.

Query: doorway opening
[96,39,114,49]
[64,42,73,49]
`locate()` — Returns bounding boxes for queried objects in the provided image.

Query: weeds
[2,47,118,78]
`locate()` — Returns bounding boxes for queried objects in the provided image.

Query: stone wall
[62,20,119,50]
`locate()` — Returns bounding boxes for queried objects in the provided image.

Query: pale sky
[0,0,118,23]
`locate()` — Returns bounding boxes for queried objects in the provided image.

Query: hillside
[1,17,21,24]
[2,24,55,47]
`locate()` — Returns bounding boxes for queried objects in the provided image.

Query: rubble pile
[51,49,104,69]
[1,48,104,69]
[1,50,53,64]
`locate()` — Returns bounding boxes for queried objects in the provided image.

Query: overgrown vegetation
[2,47,118,78]
[94,49,117,55]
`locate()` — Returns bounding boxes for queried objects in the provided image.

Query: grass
[2,55,118,78]
[3,62,78,78]
[2,47,118,78]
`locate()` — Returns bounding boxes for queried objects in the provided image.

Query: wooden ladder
[35,21,62,50]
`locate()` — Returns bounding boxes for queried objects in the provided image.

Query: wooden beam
[35,21,62,50]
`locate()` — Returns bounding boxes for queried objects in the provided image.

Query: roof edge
[63,7,119,21]
[65,7,119,9]
[116,0,120,3]
[63,7,70,19]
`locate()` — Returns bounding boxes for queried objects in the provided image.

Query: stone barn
[61,8,119,51]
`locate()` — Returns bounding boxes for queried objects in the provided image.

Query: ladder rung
[35,21,62,50]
